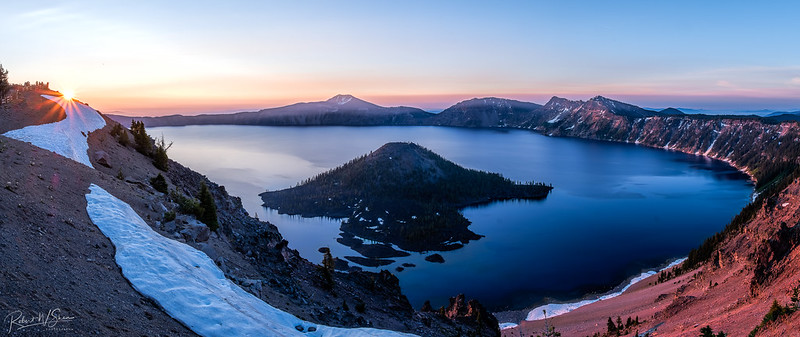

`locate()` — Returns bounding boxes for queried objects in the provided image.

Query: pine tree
[322,251,335,272]
[700,325,714,337]
[0,64,9,107]
[198,182,219,231]
[153,135,172,171]
[118,129,130,146]
[110,123,123,137]
[790,284,800,309]
[150,173,168,193]
[130,120,152,155]
[534,310,562,337]
[607,317,617,334]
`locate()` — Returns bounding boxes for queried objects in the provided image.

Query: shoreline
[498,257,687,328]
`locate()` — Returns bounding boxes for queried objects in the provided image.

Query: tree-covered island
[260,142,552,255]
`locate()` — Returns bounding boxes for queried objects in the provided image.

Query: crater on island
[260,142,552,264]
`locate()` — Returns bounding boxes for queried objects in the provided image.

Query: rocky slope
[1,90,500,337]
[108,94,434,127]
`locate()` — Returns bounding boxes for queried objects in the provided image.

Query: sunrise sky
[3,1,800,116]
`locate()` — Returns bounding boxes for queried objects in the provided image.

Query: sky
[3,1,800,116]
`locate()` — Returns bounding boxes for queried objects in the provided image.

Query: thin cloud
[716,80,734,88]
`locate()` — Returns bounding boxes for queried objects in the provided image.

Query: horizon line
[90,93,800,118]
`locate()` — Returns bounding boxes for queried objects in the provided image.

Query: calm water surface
[151,125,752,311]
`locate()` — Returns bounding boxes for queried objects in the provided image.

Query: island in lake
[260,142,552,264]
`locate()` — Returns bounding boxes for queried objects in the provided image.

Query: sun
[62,90,75,100]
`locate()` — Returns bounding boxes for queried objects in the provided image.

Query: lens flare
[62,90,75,100]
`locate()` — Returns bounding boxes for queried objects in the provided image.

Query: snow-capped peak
[328,94,355,105]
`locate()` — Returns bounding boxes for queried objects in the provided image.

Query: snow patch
[2,95,106,167]
[499,323,518,330]
[85,184,415,337]
[547,112,564,124]
[525,258,686,321]
[334,95,352,105]
[704,138,718,155]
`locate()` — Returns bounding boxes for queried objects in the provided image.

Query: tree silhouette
[130,120,152,155]
[0,64,9,107]
[153,135,172,171]
[606,317,617,334]
[198,182,219,231]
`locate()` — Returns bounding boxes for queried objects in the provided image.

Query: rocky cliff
[484,95,798,185]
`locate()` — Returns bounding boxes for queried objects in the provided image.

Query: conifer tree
[607,317,617,334]
[153,135,172,171]
[0,64,9,107]
[537,310,561,337]
[130,120,152,155]
[150,173,168,193]
[198,182,219,231]
[118,129,130,146]
[322,251,335,272]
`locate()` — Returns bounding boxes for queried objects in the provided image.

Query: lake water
[151,125,752,311]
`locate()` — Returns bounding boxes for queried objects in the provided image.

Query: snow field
[85,184,416,337]
[2,95,106,167]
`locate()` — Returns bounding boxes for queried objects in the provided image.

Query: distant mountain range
[763,110,800,122]
[108,94,433,127]
[108,94,695,128]
[108,95,800,129]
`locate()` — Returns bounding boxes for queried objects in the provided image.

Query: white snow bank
[2,95,105,167]
[85,184,416,337]
[525,258,687,321]
[499,323,518,330]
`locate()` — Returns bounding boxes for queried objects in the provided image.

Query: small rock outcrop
[425,253,445,263]
[94,150,111,167]
[415,295,501,336]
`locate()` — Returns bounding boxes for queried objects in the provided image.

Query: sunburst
[62,90,75,100]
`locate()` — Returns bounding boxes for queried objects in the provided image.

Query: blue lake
[151,125,752,311]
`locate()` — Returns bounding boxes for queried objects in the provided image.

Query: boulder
[94,150,111,168]
[180,219,210,242]
[197,242,219,261]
